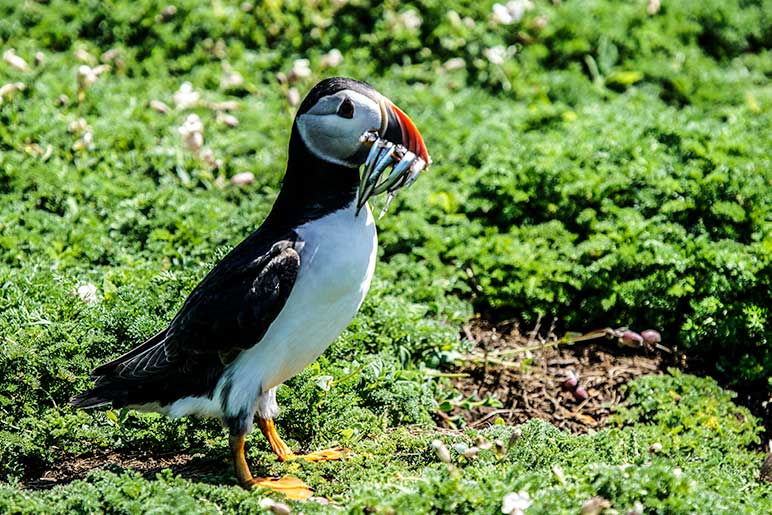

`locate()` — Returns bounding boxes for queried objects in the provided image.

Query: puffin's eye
[337,98,355,119]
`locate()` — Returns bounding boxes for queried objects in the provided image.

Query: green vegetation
[1,0,769,512]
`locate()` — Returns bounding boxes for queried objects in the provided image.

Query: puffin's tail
[69,388,113,409]
[70,329,168,409]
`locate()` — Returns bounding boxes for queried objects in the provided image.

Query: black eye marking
[337,97,355,119]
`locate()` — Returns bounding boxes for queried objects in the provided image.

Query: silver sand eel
[355,130,429,218]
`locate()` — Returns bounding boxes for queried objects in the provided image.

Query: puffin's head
[294,77,429,169]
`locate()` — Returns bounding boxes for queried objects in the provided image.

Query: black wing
[70,234,302,409]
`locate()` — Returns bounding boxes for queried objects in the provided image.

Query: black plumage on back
[70,236,302,409]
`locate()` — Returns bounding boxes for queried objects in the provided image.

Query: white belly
[170,201,378,421]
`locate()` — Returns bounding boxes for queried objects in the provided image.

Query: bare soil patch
[23,450,219,490]
[443,318,674,433]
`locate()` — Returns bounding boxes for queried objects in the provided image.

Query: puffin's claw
[284,446,348,462]
[245,475,314,501]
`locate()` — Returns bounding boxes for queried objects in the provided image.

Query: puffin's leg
[229,431,313,501]
[257,417,346,462]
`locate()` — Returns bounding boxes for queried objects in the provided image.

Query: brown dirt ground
[438,317,677,433]
[23,450,219,490]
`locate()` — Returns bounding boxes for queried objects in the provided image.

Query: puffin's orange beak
[380,98,431,167]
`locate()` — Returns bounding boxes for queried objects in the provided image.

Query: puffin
[70,77,430,499]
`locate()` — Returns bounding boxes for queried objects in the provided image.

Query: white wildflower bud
[483,46,507,65]
[320,49,343,68]
[76,64,110,101]
[431,439,452,464]
[101,48,121,63]
[648,442,663,453]
[73,128,94,151]
[3,49,30,72]
[443,58,466,71]
[462,446,479,460]
[647,0,661,16]
[508,427,522,448]
[57,94,69,106]
[150,100,171,114]
[619,330,644,347]
[179,114,204,153]
[552,465,566,483]
[0,82,25,104]
[173,82,200,109]
[451,442,468,454]
[641,329,661,344]
[74,48,96,64]
[231,172,255,186]
[501,491,531,515]
[160,5,178,21]
[217,112,239,127]
[399,10,422,30]
[34,52,45,66]
[476,435,492,450]
[201,148,222,170]
[71,283,98,304]
[492,4,514,25]
[580,497,611,515]
[68,118,89,134]
[286,87,301,107]
[220,71,244,90]
[287,58,311,83]
[258,498,291,514]
[207,100,239,112]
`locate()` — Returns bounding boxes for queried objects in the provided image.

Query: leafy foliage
[0,0,770,512]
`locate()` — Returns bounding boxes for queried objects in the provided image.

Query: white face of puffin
[296,89,385,167]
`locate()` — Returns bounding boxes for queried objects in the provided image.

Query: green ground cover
[1,0,770,512]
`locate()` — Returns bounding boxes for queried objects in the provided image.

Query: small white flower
[150,100,171,114]
[506,0,533,23]
[452,442,468,454]
[501,491,531,514]
[320,49,343,68]
[179,114,204,153]
[74,48,96,64]
[399,10,422,30]
[220,70,244,90]
[72,128,94,151]
[173,82,200,109]
[444,57,466,71]
[259,498,291,514]
[483,46,507,65]
[217,112,239,127]
[231,171,255,186]
[73,283,98,304]
[76,64,110,100]
[201,148,222,169]
[34,52,45,66]
[286,87,301,107]
[68,118,89,134]
[287,58,311,83]
[3,49,30,72]
[431,439,452,464]
[673,467,682,477]
[647,0,661,16]
[0,82,25,104]
[492,4,514,25]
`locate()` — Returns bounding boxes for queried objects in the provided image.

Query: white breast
[215,201,378,419]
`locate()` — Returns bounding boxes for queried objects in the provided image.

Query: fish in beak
[356,97,431,216]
